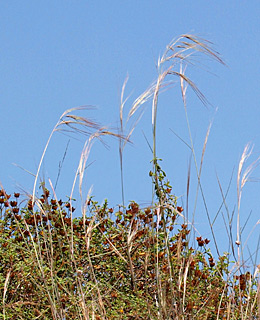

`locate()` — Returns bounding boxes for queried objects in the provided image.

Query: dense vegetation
[0,35,259,319]
[0,168,259,319]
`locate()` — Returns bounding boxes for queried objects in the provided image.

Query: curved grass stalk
[32,106,101,205]
[236,143,260,266]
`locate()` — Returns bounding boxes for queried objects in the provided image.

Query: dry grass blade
[171,70,208,105]
[237,143,253,204]
[3,268,11,318]
[32,106,101,204]
[150,34,224,167]
[236,143,260,261]
[65,114,100,129]
[119,76,159,205]
[127,81,169,121]
[182,34,224,64]
[199,122,212,179]
[165,34,225,66]
[120,75,130,126]
[70,128,128,201]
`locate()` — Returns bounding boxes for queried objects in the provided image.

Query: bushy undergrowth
[0,163,259,319]
[1,34,260,319]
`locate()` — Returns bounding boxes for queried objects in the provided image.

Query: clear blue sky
[1,1,260,261]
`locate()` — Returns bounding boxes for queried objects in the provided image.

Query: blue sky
[1,2,260,261]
